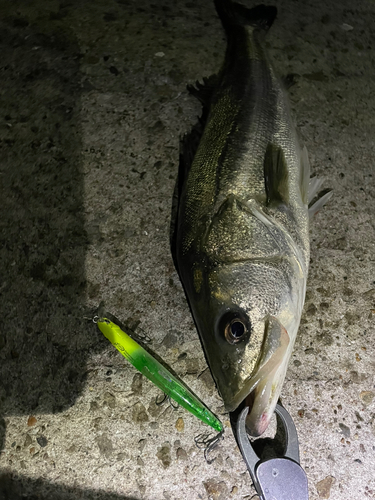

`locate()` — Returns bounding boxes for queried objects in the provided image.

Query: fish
[172,0,331,436]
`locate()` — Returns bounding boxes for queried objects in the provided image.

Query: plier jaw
[235,404,309,500]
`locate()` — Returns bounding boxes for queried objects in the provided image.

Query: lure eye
[224,318,248,344]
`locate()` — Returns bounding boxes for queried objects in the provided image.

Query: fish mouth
[230,316,290,437]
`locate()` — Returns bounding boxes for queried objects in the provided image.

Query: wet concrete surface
[0,0,374,499]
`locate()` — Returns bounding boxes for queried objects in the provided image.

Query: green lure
[97,317,223,433]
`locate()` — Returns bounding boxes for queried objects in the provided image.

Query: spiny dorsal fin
[171,123,203,265]
[264,143,289,206]
[187,75,219,107]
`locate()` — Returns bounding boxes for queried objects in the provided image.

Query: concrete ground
[0,0,374,499]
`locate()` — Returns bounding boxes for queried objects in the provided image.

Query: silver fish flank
[173,0,330,436]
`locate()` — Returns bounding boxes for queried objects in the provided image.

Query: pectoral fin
[309,189,333,218]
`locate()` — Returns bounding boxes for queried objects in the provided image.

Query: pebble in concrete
[156,443,171,468]
[316,476,335,499]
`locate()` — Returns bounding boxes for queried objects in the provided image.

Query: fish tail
[214,1,277,31]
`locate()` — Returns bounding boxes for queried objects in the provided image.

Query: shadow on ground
[0,472,138,500]
[0,10,102,449]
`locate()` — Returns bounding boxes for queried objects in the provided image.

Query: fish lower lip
[244,391,266,437]
[244,391,266,436]
[237,317,290,436]
[230,391,271,438]
[229,392,255,432]
[244,391,255,415]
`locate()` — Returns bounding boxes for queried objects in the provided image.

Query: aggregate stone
[27,416,37,427]
[161,332,178,349]
[36,436,48,448]
[23,435,32,447]
[95,433,114,458]
[147,400,164,419]
[176,447,188,461]
[131,373,143,394]
[316,476,335,499]
[359,391,374,405]
[185,358,199,374]
[102,391,116,409]
[138,439,147,452]
[175,417,184,432]
[339,423,351,439]
[132,402,149,423]
[197,368,216,392]
[89,401,99,412]
[203,478,229,500]
[156,443,171,468]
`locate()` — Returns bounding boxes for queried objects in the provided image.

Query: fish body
[174,1,325,436]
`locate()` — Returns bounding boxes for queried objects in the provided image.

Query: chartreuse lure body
[97,318,223,432]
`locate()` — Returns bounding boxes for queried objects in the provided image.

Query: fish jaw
[243,316,291,436]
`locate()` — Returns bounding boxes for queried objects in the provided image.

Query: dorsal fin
[187,75,219,107]
[179,75,220,186]
[170,127,201,266]
[171,76,219,266]
[264,143,289,206]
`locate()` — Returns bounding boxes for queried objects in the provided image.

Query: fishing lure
[96,317,223,433]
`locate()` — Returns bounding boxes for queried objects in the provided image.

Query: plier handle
[236,404,309,500]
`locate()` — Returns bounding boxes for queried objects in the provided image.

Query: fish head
[191,259,301,436]
[179,197,307,436]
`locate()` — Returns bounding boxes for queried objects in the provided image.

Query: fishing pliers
[236,404,309,500]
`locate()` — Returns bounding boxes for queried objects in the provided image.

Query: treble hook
[194,430,224,464]
[155,393,179,410]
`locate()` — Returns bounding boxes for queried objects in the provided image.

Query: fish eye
[224,318,248,344]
